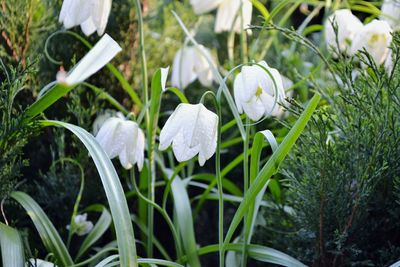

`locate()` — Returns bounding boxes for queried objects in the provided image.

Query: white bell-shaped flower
[27,259,57,267]
[59,0,112,36]
[57,34,121,86]
[350,19,393,65]
[190,0,252,33]
[171,45,216,89]
[324,9,363,55]
[95,113,145,170]
[233,61,286,121]
[159,103,218,166]
[380,0,400,30]
[67,213,94,236]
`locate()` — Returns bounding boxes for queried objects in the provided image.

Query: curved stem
[241,118,251,267]
[130,170,184,260]
[132,0,153,258]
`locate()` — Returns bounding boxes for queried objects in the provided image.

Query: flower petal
[95,117,124,159]
[242,96,266,121]
[172,130,200,162]
[65,34,122,85]
[190,0,224,14]
[80,17,97,36]
[161,66,170,91]
[92,0,112,36]
[171,47,197,89]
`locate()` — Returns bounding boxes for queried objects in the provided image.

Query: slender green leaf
[11,191,73,266]
[166,87,189,103]
[41,121,138,267]
[166,170,201,267]
[24,83,76,120]
[180,243,306,267]
[76,208,112,260]
[0,223,24,267]
[224,94,321,247]
[94,255,119,267]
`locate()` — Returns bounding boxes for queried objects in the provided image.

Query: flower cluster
[190,0,252,33]
[324,7,395,67]
[59,0,112,36]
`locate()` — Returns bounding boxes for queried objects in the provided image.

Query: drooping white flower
[59,0,112,36]
[159,103,218,166]
[350,19,393,65]
[171,45,216,89]
[92,110,115,136]
[233,61,286,121]
[67,213,94,236]
[324,9,363,55]
[27,258,57,267]
[95,113,145,170]
[57,34,121,85]
[190,0,252,33]
[380,0,400,30]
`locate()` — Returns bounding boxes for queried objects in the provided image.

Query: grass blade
[76,207,112,260]
[41,120,138,267]
[11,191,73,266]
[224,93,321,247]
[166,170,201,267]
[0,223,25,267]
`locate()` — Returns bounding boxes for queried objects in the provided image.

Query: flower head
[190,0,252,33]
[233,61,286,121]
[350,19,392,65]
[159,103,218,166]
[380,0,400,30]
[324,9,363,55]
[171,45,216,90]
[57,34,121,86]
[59,0,112,36]
[95,113,145,170]
[69,213,94,236]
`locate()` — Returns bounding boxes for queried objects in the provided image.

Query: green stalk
[240,1,248,63]
[132,0,153,258]
[241,119,251,266]
[216,104,224,267]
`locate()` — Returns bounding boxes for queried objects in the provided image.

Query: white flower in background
[67,213,93,236]
[27,259,57,267]
[59,0,112,36]
[324,9,363,55]
[350,19,393,65]
[385,49,394,73]
[380,0,400,30]
[57,34,121,85]
[92,111,114,136]
[95,113,145,170]
[171,45,216,89]
[159,103,218,166]
[233,61,286,121]
[190,0,252,33]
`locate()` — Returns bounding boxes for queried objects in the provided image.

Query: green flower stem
[130,170,184,260]
[240,3,248,64]
[216,104,224,267]
[241,118,251,266]
[132,0,154,258]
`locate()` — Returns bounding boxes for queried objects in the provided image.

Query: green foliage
[0,62,38,199]
[275,33,400,266]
